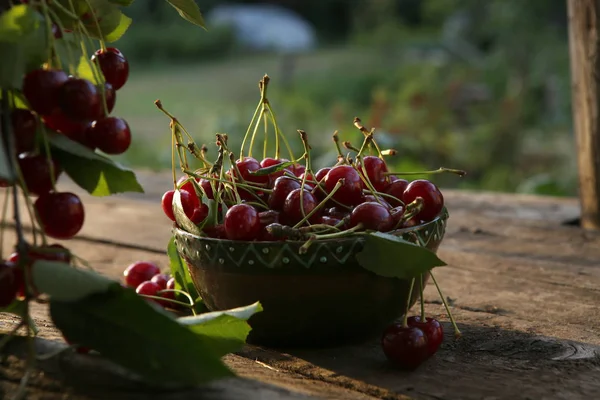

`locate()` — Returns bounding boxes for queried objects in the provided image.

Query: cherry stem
[380,149,397,156]
[355,155,384,206]
[297,129,313,221]
[170,120,177,189]
[158,288,195,308]
[240,101,262,160]
[403,278,416,328]
[139,294,194,309]
[419,274,426,321]
[265,101,295,162]
[429,271,462,339]
[384,168,467,177]
[299,224,364,254]
[354,117,384,159]
[332,131,344,163]
[343,141,360,153]
[183,169,273,194]
[364,189,404,207]
[292,179,343,229]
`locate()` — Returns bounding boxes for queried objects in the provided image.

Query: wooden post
[568,0,600,230]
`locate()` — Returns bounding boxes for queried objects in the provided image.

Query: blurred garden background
[111,0,575,196]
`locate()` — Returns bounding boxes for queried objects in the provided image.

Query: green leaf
[82,0,132,43]
[355,232,447,279]
[48,132,144,196]
[165,0,206,29]
[179,302,263,356]
[0,300,39,335]
[249,160,295,176]
[32,260,117,302]
[50,288,233,385]
[0,5,41,42]
[173,189,203,235]
[167,237,200,301]
[108,0,136,6]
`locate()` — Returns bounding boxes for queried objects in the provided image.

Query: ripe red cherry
[100,82,116,115]
[91,47,129,90]
[390,205,405,229]
[161,189,199,222]
[381,323,429,369]
[199,178,214,199]
[176,176,196,195]
[349,202,394,232]
[150,273,169,289]
[136,281,166,306]
[292,164,306,177]
[86,117,131,155]
[385,179,409,207]
[58,77,103,121]
[320,215,342,227]
[204,224,227,239]
[360,156,389,192]
[22,68,68,115]
[42,112,92,147]
[11,109,38,153]
[314,167,331,182]
[403,180,444,222]
[324,165,363,206]
[224,204,261,241]
[235,157,270,186]
[268,176,301,211]
[407,316,444,357]
[0,262,19,307]
[260,157,291,181]
[190,203,209,224]
[34,192,85,239]
[18,153,62,196]
[299,172,315,183]
[124,261,161,288]
[166,277,176,291]
[283,188,320,226]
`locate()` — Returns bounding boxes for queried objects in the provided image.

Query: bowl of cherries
[158,76,462,352]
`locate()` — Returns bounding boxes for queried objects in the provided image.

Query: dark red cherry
[11,109,38,153]
[91,47,129,90]
[235,157,270,186]
[360,156,389,192]
[292,164,306,177]
[161,189,199,222]
[18,153,62,196]
[124,261,161,288]
[403,180,444,222]
[136,281,167,306]
[320,215,343,227]
[385,179,409,207]
[189,204,209,224]
[407,316,444,357]
[381,323,429,369]
[176,176,196,195]
[99,81,116,115]
[314,167,331,183]
[58,77,103,121]
[268,176,301,211]
[283,188,320,226]
[364,194,392,209]
[22,69,68,115]
[324,206,348,220]
[199,178,214,199]
[42,112,93,148]
[224,204,261,241]
[349,201,394,232]
[86,116,131,154]
[34,192,85,239]
[260,157,292,182]
[204,224,227,239]
[150,273,169,289]
[324,165,363,206]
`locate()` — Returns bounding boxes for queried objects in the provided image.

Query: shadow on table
[239,323,600,400]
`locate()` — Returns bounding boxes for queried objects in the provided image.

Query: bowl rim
[173,207,449,245]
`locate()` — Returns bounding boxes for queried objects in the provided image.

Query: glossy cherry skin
[324,165,363,206]
[34,192,85,239]
[224,204,261,241]
[403,180,444,222]
[320,215,343,227]
[283,188,320,226]
[190,203,209,224]
[349,202,394,232]
[324,207,349,220]
[292,164,306,177]
[150,273,169,289]
[385,179,409,207]
[101,81,116,115]
[86,117,131,155]
[268,176,301,211]
[176,176,196,195]
[407,316,444,357]
[18,153,62,196]
[314,167,331,183]
[390,206,405,229]
[0,262,19,307]
[166,277,176,291]
[204,224,227,239]
[58,77,103,121]
[235,156,270,187]
[124,261,161,288]
[361,156,389,192]
[198,178,214,199]
[136,281,166,306]
[260,157,292,182]
[11,109,38,153]
[43,112,92,147]
[258,210,281,241]
[381,323,429,369]
[91,47,129,90]
[161,189,199,222]
[22,69,68,115]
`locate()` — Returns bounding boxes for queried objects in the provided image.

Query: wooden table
[1,171,600,400]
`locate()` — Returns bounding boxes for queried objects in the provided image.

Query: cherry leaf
[165,0,206,29]
[167,236,200,305]
[355,232,446,279]
[249,160,295,177]
[0,5,40,42]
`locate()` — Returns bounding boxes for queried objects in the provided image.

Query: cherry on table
[86,116,131,155]
[166,277,176,291]
[324,165,363,206]
[268,176,302,211]
[91,47,129,90]
[0,262,19,307]
[407,316,444,357]
[381,323,429,369]
[58,77,103,122]
[360,155,389,192]
[124,261,161,289]
[136,281,166,306]
[22,68,68,115]
[385,179,409,207]
[11,109,38,154]
[18,152,62,196]
[282,188,320,226]
[403,179,444,222]
[150,273,169,289]
[349,201,394,232]
[224,204,261,241]
[35,192,85,239]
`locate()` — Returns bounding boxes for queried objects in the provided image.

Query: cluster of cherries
[161,154,444,241]
[3,45,131,241]
[122,261,179,309]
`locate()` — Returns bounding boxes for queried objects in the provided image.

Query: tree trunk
[568,0,600,230]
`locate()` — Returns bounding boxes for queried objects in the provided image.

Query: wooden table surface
[1,170,600,400]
